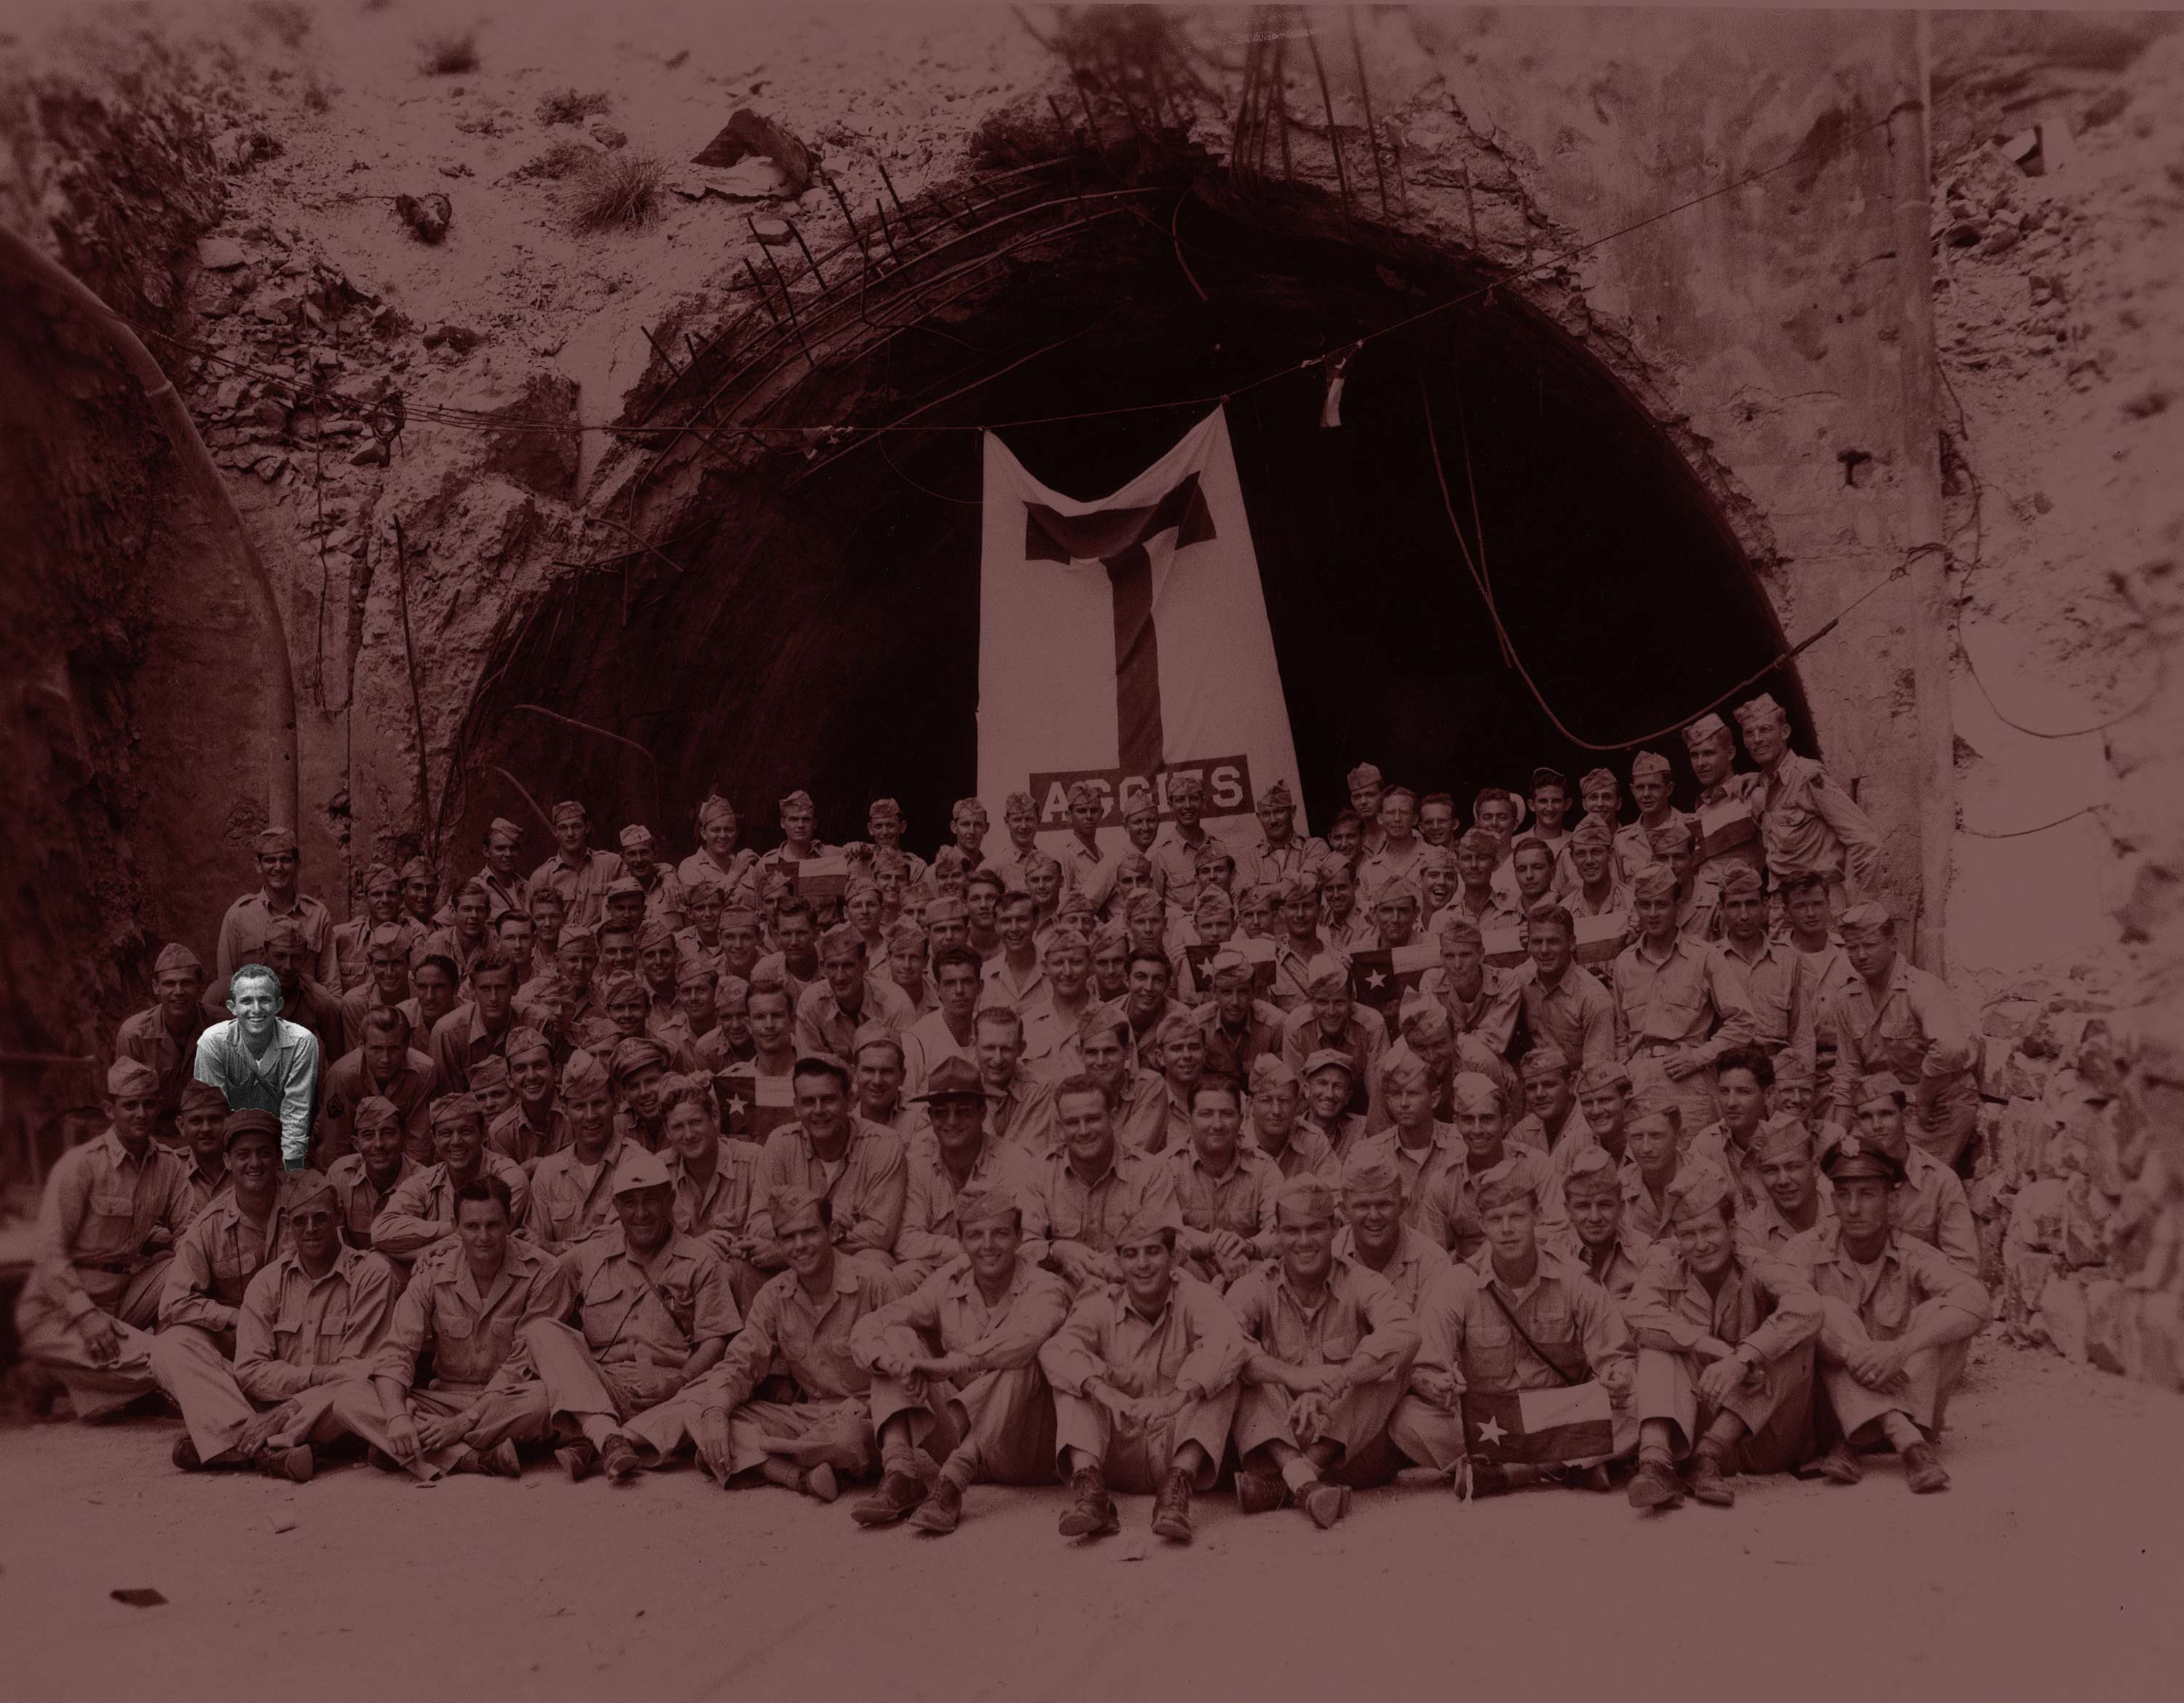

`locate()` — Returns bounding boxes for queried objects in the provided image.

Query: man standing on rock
[1734,692,1886,915]
[195,961,321,1169]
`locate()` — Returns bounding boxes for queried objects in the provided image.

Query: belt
[1637,1041,1682,1057]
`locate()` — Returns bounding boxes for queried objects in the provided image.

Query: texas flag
[717,1069,798,1142]
[978,408,1306,857]
[1462,1382,1616,1466]
[1344,943,1439,1013]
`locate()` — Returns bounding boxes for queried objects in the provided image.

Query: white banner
[977,408,1305,856]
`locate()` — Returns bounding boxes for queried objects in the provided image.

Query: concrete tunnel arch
[453,171,1813,853]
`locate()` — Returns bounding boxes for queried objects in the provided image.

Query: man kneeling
[1391,1155,1634,1498]
[1623,1162,1822,1512]
[634,1190,914,1501]
[1227,1178,1418,1529]
[1036,1205,1246,1544]
[1783,1137,1991,1493]
[847,1187,1070,1533]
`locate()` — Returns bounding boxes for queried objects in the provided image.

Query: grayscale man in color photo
[1,4,2179,1701]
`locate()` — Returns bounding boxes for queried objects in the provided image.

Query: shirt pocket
[1464,1309,1518,1387]
[86,1185,140,1249]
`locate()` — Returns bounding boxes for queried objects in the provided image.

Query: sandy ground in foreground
[2,1336,2180,1703]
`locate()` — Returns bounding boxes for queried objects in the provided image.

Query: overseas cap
[468,1055,510,1091]
[778,789,815,813]
[1066,781,1101,810]
[1630,751,1673,781]
[1304,952,1350,995]
[1632,866,1679,901]
[561,1048,611,1094]
[1575,1059,1632,1094]
[1665,1161,1736,1222]
[1340,1150,1403,1196]
[1249,1055,1298,1093]
[550,799,587,823]
[1519,1043,1572,1081]
[1580,767,1619,793]
[1275,1176,1339,1220]
[1474,1154,1538,1211]
[488,816,523,842]
[1208,949,1254,988]
[256,827,299,856]
[1379,1044,1431,1091]
[604,876,646,901]
[1115,1199,1182,1247]
[430,1093,484,1129]
[1855,1072,1908,1110]
[1077,1001,1132,1046]
[106,1057,160,1098]
[1450,1070,1506,1114]
[1347,763,1384,791]
[1732,692,1787,727]
[1646,818,1695,853]
[284,1169,338,1210]
[1750,1114,1815,1163]
[636,919,677,950]
[610,1147,673,1196]
[1682,713,1733,746]
[618,824,655,851]
[1258,781,1294,810]
[1720,865,1765,898]
[354,1095,401,1133]
[697,795,737,826]
[1838,901,1894,939]
[178,1079,229,1115]
[502,1024,552,1063]
[154,941,205,975]
[1570,819,1613,850]
[1561,1146,1621,1191]
[850,1021,903,1063]
[954,1184,1019,1228]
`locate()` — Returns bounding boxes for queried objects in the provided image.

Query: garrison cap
[1575,1059,1632,1094]
[850,1022,903,1063]
[106,1057,160,1098]
[1257,780,1295,810]
[468,1054,510,1091]
[264,920,308,951]
[1193,885,1236,919]
[1398,997,1449,1041]
[954,1184,1020,1229]
[363,863,401,891]
[923,896,969,925]
[1838,901,1894,939]
[617,824,655,852]
[255,827,299,856]
[429,1093,484,1130]
[1248,1055,1299,1094]
[769,1185,830,1233]
[283,1169,338,1210]
[1632,866,1679,901]
[178,1079,230,1115]
[793,1049,853,1088]
[1303,952,1350,995]
[1438,917,1485,950]
[596,971,646,1007]
[1682,713,1733,747]
[1066,781,1101,810]
[1379,1043,1431,1090]
[1579,767,1620,794]
[1629,750,1673,781]
[1665,1161,1736,1222]
[609,1147,673,1196]
[502,1024,552,1062]
[674,956,719,989]
[697,794,737,826]
[1077,1001,1132,1046]
[1519,1043,1572,1081]
[866,797,902,821]
[1560,1146,1622,1192]
[1155,1008,1202,1048]
[1855,1072,1909,1110]
[818,922,867,959]
[1340,1150,1403,1196]
[154,941,204,976]
[550,799,587,823]
[1732,692,1787,727]
[222,1107,283,1147]
[1771,1051,1816,1088]
[353,1095,401,1133]
[1347,763,1384,791]
[1208,949,1255,988]
[1570,818,1613,850]
[1720,865,1765,898]
[1003,791,1036,815]
[487,816,523,842]
[400,856,436,882]
[1474,1154,1539,1211]
[1275,1176,1339,1220]
[1115,1199,1182,1248]
[778,789,815,813]
[1646,818,1696,853]
[1450,1070,1506,1113]
[561,1048,611,1093]
[1750,1114,1816,1163]
[636,919,677,950]
[604,875,646,901]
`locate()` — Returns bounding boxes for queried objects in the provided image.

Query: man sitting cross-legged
[1036,1204,1247,1546]
[365,1174,571,1481]
[523,1147,740,1483]
[1390,1155,1635,1498]
[1783,1135,1992,1495]
[169,1169,400,1481]
[1227,1177,1420,1530]
[628,1189,917,1501]
[846,1186,1071,1534]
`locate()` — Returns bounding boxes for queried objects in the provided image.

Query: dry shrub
[566,149,665,233]
[510,138,598,183]
[536,87,612,126]
[417,28,479,76]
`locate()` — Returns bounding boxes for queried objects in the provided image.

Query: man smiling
[195,962,320,1169]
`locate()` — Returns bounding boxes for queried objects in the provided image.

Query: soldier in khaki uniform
[215,827,341,992]
[848,1186,1071,1533]
[1734,692,1887,915]
[173,1079,234,1217]
[1390,1154,1635,1496]
[1682,713,1765,893]
[1243,1055,1340,1182]
[745,1052,909,1270]
[371,1094,534,1279]
[13,1059,195,1421]
[1554,1146,1655,1303]
[365,1174,569,1479]
[1167,1077,1283,1288]
[1228,1177,1420,1527]
[631,1189,914,1500]
[523,1049,630,1254]
[1040,1201,1248,1544]
[681,795,759,906]
[1623,1162,1822,1511]
[893,1058,1016,1276]
[1016,1072,1182,1287]
[657,1073,764,1309]
[529,799,625,930]
[317,1006,437,1166]
[1784,1138,1991,1493]
[117,942,215,1145]
[1819,902,1982,1166]
[1332,1150,1449,1313]
[525,1146,740,1482]
[332,866,414,997]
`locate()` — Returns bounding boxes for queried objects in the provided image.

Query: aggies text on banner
[976,408,1307,856]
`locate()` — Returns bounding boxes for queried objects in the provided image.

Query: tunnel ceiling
[457,157,1811,851]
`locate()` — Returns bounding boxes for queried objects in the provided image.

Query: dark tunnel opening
[460,179,1811,855]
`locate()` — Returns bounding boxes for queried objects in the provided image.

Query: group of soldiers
[16,687,1995,1536]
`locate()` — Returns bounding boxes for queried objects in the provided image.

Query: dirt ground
[1,1335,2177,1703]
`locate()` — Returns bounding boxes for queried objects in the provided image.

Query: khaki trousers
[1233,1373,1404,1486]
[866,1356,1057,1487]
[1634,1340,1816,1471]
[1816,1297,1971,1438]
[12,1258,173,1419]
[1051,1384,1240,1493]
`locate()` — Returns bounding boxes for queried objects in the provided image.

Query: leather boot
[1902,1442,1950,1494]
[1627,1455,1683,1510]
[1150,1470,1194,1543]
[851,1469,928,1526]
[1056,1466,1120,1538]
[1688,1448,1736,1507]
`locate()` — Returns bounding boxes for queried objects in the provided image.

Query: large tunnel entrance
[459,165,1809,850]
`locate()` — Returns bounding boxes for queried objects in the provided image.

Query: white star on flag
[724,1094,748,1118]
[1366,969,1388,989]
[1474,1414,1507,1449]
